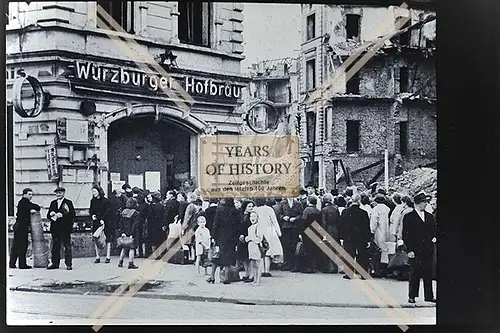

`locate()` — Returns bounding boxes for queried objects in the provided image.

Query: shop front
[9,54,247,219]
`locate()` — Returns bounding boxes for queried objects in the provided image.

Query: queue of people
[9,182,436,303]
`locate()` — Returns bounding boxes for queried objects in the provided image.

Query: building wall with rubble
[298,2,436,191]
[6,2,248,222]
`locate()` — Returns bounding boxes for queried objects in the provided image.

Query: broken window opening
[399,121,409,156]
[346,72,360,95]
[398,17,411,46]
[178,1,212,48]
[307,13,315,40]
[400,66,409,93]
[346,14,361,39]
[346,120,360,153]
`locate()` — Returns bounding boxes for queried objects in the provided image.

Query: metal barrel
[30,211,49,268]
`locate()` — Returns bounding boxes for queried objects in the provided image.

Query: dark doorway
[107,117,191,197]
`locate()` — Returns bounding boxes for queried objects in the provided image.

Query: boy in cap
[47,187,75,270]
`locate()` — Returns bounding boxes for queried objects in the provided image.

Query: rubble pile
[389,167,437,197]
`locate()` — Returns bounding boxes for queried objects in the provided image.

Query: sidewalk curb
[9,286,437,309]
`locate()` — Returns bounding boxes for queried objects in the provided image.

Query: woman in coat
[117,197,140,269]
[146,191,167,257]
[253,198,283,277]
[177,192,188,223]
[370,193,392,277]
[208,198,239,284]
[90,185,114,264]
[236,200,254,282]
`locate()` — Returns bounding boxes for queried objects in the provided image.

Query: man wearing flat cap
[402,192,437,304]
[47,187,76,270]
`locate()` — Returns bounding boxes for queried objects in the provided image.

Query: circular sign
[245,100,283,134]
[12,75,46,118]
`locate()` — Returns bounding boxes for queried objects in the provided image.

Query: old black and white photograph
[5,0,437,326]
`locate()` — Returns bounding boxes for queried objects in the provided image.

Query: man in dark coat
[47,187,76,270]
[294,195,321,273]
[209,198,239,284]
[339,194,371,279]
[163,190,180,228]
[9,188,41,269]
[319,193,341,273]
[403,193,437,304]
[299,189,308,210]
[204,198,218,232]
[278,196,303,271]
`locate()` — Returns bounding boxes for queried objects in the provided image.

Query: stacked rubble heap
[389,167,437,197]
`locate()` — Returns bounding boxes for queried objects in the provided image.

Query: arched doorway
[107,116,192,196]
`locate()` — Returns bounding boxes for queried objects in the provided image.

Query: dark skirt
[235,241,249,262]
[214,244,236,267]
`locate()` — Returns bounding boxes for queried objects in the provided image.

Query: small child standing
[194,215,211,276]
[245,211,263,285]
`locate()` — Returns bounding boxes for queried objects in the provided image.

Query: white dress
[194,227,211,256]
[245,223,263,260]
[253,205,284,259]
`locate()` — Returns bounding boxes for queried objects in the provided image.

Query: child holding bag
[245,212,264,285]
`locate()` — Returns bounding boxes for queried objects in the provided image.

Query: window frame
[346,14,361,39]
[306,13,316,40]
[399,66,409,93]
[399,121,409,156]
[96,0,135,34]
[178,1,213,48]
[346,72,360,95]
[306,58,316,91]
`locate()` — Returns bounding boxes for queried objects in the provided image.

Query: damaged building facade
[6,1,248,222]
[240,58,299,138]
[298,1,436,191]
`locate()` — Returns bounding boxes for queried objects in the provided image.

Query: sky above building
[241,3,302,74]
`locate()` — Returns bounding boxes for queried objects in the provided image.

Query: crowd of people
[9,182,437,303]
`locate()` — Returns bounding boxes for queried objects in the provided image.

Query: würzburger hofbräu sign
[66,61,242,99]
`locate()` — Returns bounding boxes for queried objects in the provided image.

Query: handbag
[92,225,107,250]
[388,249,410,269]
[167,216,182,240]
[258,236,270,257]
[117,235,134,249]
[208,244,220,262]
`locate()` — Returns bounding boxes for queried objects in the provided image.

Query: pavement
[7,256,437,309]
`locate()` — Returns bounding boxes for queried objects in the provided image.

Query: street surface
[7,290,436,325]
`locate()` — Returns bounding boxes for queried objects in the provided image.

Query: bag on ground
[92,225,107,250]
[258,236,270,257]
[209,244,220,262]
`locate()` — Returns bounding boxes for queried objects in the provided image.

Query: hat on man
[299,189,308,196]
[413,192,432,204]
[193,198,203,206]
[374,193,386,203]
[132,187,141,194]
[54,186,66,193]
[330,188,339,196]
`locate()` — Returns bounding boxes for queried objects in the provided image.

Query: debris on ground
[389,167,437,197]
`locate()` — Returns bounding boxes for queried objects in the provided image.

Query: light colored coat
[254,205,283,258]
[246,223,263,260]
[370,203,391,263]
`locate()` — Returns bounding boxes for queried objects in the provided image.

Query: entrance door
[107,117,191,197]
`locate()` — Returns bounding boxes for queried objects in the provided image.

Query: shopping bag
[385,241,397,255]
[117,235,134,249]
[258,236,270,257]
[167,217,182,240]
[92,225,106,250]
[388,250,409,269]
[208,245,220,262]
